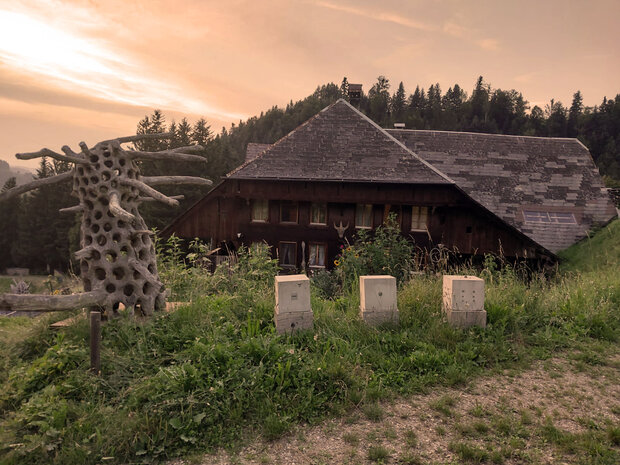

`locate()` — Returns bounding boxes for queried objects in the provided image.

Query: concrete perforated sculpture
[0,133,211,316]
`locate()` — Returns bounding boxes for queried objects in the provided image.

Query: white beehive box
[359,275,399,325]
[442,275,484,312]
[275,274,311,314]
[274,274,313,334]
[442,275,486,328]
[274,310,313,334]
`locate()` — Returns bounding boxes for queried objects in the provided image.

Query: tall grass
[0,221,618,465]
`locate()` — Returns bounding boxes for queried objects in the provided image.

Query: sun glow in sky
[0,11,120,76]
[1,0,619,168]
[0,8,243,118]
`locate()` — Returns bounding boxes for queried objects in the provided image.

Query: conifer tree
[368,75,391,126]
[468,76,491,130]
[177,118,193,147]
[391,82,407,123]
[546,99,568,137]
[168,120,179,148]
[192,118,213,147]
[567,91,584,137]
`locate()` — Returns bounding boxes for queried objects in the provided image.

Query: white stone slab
[359,275,399,326]
[360,275,398,312]
[442,275,485,312]
[445,309,487,328]
[360,309,399,326]
[275,310,313,334]
[275,274,311,314]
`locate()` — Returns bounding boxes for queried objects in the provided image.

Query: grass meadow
[0,220,618,464]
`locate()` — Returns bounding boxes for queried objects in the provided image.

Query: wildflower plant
[334,214,414,290]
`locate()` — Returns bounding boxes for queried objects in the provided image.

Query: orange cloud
[0,4,245,121]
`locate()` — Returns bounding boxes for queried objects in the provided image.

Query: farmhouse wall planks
[163,99,616,270]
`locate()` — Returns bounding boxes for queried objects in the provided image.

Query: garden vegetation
[0,220,618,464]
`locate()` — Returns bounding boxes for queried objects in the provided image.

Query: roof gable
[229,99,452,185]
[387,129,617,252]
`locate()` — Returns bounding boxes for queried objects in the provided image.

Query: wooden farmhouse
[162,99,616,270]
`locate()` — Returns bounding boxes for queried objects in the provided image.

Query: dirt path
[180,349,620,465]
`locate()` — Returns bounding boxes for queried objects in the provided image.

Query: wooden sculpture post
[0,133,211,316]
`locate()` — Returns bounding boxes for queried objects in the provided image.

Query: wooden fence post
[90,311,101,375]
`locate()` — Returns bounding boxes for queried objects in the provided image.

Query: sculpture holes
[0,133,212,317]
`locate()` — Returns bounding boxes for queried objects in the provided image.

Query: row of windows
[251,200,430,231]
[278,241,326,268]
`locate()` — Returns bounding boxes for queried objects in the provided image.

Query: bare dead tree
[0,134,212,316]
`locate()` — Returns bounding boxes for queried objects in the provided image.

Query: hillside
[0,161,34,188]
[559,218,620,272]
[0,220,618,465]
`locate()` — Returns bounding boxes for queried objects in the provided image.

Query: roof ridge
[387,128,585,143]
[339,99,456,184]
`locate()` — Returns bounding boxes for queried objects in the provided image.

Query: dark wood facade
[165,178,553,269]
[163,99,615,267]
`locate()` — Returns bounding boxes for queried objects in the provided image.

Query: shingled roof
[232,100,615,254]
[387,129,616,252]
[245,143,271,162]
[229,99,451,184]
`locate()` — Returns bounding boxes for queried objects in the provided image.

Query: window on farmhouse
[411,206,429,231]
[310,203,327,225]
[251,199,269,222]
[355,204,373,228]
[280,201,298,223]
[523,210,576,224]
[308,243,327,268]
[279,242,296,267]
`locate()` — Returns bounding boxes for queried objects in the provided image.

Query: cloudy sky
[1,0,618,169]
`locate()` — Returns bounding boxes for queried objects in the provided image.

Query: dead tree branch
[79,142,92,156]
[0,291,105,312]
[59,205,83,214]
[0,171,73,202]
[138,194,184,202]
[74,246,97,260]
[109,192,136,222]
[121,178,179,206]
[141,176,213,186]
[114,132,173,144]
[16,148,87,165]
[61,145,81,158]
[129,258,161,287]
[127,149,206,163]
[171,145,204,153]
[130,229,155,236]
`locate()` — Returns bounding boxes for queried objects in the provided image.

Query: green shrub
[334,214,414,290]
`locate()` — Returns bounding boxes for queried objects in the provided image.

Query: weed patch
[367,444,390,462]
[429,394,457,417]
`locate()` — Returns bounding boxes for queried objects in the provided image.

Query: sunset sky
[1,0,619,169]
